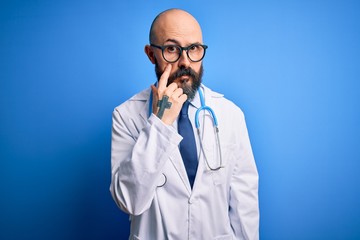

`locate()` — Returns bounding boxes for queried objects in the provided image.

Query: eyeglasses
[150,43,208,63]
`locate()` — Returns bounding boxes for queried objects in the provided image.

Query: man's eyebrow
[164,39,181,45]
[164,39,203,46]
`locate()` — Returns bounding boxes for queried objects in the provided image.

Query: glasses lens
[163,45,181,62]
[188,44,205,62]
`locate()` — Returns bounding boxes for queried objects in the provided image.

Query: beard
[155,61,203,100]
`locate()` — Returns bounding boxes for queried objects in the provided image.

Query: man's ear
[144,45,156,64]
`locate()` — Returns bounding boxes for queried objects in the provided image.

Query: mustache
[168,67,197,84]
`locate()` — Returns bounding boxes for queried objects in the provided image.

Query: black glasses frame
[150,43,208,63]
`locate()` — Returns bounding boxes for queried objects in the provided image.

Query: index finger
[158,64,172,92]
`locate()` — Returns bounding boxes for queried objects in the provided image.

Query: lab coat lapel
[168,149,192,195]
[135,89,151,123]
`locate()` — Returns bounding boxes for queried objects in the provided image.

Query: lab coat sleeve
[110,109,182,216]
[229,110,259,240]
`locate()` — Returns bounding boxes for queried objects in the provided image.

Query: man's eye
[166,46,178,53]
[189,45,200,52]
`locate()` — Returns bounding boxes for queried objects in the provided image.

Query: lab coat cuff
[148,114,182,144]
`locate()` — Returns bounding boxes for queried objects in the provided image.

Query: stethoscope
[148,86,224,184]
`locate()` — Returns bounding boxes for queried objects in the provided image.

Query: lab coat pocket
[132,235,141,240]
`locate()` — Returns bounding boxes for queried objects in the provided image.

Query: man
[110,9,259,240]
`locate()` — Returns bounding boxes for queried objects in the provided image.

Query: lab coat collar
[129,88,151,123]
[189,84,224,109]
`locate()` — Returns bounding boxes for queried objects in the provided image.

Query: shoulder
[202,84,244,118]
[113,88,150,114]
[112,88,151,135]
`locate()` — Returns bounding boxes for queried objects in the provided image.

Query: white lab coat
[110,84,259,240]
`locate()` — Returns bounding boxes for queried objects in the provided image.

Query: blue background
[1,0,359,239]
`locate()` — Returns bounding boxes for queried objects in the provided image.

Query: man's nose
[178,50,191,69]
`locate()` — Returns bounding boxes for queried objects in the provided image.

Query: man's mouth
[179,75,190,83]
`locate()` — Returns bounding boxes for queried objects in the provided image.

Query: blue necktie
[178,101,198,189]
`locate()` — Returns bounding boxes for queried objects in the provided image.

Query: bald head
[149,9,203,45]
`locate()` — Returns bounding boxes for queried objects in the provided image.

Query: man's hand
[151,65,188,125]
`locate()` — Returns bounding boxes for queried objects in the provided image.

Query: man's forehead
[160,28,202,44]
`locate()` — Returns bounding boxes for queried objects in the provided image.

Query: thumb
[150,84,157,95]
